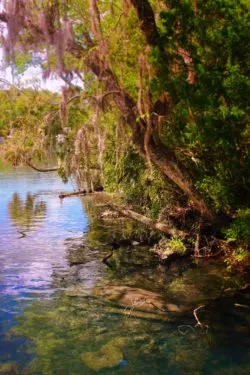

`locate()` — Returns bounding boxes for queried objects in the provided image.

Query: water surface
[0,168,250,374]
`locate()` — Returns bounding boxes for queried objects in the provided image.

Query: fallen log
[59,190,89,199]
[105,203,187,237]
[59,186,104,199]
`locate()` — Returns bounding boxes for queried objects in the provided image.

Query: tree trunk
[85,51,213,220]
[130,0,160,47]
[145,135,212,219]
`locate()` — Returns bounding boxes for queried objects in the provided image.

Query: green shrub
[224,209,250,271]
[224,208,250,246]
[167,238,187,255]
[225,247,249,271]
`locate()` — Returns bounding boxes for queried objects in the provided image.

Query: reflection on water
[0,168,250,374]
[9,193,47,236]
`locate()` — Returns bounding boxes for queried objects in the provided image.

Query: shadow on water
[0,171,250,374]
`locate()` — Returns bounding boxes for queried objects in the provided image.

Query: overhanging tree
[0,0,249,229]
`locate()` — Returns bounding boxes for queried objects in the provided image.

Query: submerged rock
[93,285,165,311]
[81,337,127,372]
[92,285,183,314]
[167,261,243,306]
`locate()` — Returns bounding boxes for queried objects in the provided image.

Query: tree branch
[105,203,187,237]
[59,73,82,91]
[130,0,160,47]
[0,78,20,91]
[26,161,58,172]
[89,0,103,42]
[193,305,209,332]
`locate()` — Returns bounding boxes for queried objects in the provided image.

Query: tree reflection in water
[8,192,47,235]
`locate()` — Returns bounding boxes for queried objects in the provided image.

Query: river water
[0,168,250,374]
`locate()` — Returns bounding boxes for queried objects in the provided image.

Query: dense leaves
[0,89,61,165]
[152,0,250,212]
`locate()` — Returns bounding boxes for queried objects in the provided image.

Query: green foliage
[104,144,149,208]
[167,238,187,255]
[0,89,60,165]
[151,0,250,212]
[15,53,32,74]
[224,209,250,270]
[114,146,147,204]
[225,247,249,271]
[58,166,69,184]
[231,248,249,263]
[104,144,176,218]
[225,209,250,246]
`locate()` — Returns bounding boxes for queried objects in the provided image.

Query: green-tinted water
[0,169,250,374]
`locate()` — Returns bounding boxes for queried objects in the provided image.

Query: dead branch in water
[193,304,209,333]
[105,203,187,237]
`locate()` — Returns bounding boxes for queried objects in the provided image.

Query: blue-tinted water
[0,168,250,374]
[0,169,87,368]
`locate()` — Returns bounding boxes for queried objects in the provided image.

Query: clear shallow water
[0,168,250,374]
